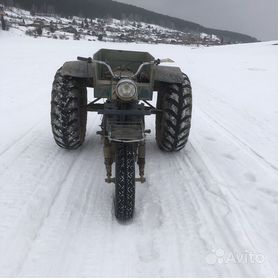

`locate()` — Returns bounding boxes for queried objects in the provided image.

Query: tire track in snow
[0,121,274,277]
[16,156,91,276]
[198,108,278,172]
[16,126,114,276]
[13,134,206,276]
[0,133,61,238]
[144,119,274,276]
[179,140,274,276]
[131,130,221,276]
[0,119,42,157]
[0,129,43,180]
[188,111,277,275]
[0,118,50,181]
[0,140,83,276]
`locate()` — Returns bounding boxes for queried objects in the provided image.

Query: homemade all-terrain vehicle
[51,49,192,221]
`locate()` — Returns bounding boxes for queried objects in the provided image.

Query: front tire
[115,143,135,221]
[156,74,192,151]
[51,68,87,149]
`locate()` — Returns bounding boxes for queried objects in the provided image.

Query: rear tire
[51,68,87,149]
[115,143,135,221]
[156,74,192,151]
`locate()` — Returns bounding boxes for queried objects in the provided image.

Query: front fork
[137,142,146,182]
[103,138,146,183]
[103,138,114,183]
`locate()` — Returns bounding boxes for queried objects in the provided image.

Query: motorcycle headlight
[116,79,137,101]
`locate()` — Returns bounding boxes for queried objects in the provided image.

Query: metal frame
[107,121,145,143]
[86,99,160,115]
[72,49,180,185]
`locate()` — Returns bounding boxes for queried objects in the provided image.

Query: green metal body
[61,48,184,100]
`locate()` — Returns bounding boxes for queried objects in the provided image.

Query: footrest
[105,177,115,183]
[135,177,146,183]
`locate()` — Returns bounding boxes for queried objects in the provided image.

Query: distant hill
[0,0,258,43]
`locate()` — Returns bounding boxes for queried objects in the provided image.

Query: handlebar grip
[154,59,161,65]
[77,56,93,63]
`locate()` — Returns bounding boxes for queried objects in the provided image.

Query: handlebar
[77,56,116,78]
[131,58,174,77]
[77,56,174,79]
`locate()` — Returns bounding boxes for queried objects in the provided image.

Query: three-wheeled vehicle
[51,49,192,221]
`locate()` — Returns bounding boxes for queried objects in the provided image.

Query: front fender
[61,61,95,78]
[153,66,184,84]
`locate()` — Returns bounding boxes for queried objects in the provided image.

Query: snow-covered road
[0,33,277,277]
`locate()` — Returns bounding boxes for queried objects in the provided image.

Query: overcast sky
[117,0,277,41]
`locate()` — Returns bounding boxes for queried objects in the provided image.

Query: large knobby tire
[156,74,192,152]
[51,68,87,149]
[115,143,135,221]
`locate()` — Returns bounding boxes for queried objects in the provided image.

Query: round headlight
[116,79,137,101]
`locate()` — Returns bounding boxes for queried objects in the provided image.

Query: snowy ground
[0,31,277,277]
